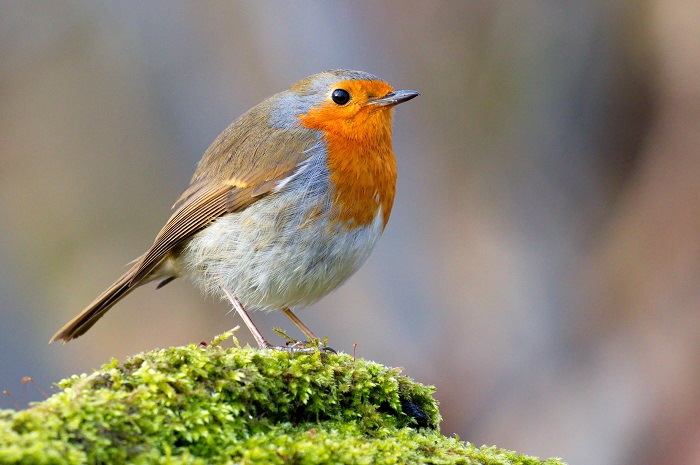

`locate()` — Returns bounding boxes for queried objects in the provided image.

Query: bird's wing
[129,120,320,284]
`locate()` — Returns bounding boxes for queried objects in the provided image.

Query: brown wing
[129,171,294,284]
[131,106,320,282]
[176,102,320,205]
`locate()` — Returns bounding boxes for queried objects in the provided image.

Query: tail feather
[51,264,148,343]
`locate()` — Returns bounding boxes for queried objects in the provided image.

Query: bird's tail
[50,263,150,343]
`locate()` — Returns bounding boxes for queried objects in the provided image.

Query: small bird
[51,69,419,348]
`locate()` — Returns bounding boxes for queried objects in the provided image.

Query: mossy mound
[0,334,565,464]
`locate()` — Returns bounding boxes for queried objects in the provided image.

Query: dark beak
[368,89,420,107]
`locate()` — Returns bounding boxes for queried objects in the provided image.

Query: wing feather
[129,123,319,284]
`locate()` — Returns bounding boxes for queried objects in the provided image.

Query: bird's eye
[331,89,351,105]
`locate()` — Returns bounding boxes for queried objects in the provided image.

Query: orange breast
[321,127,396,229]
[298,81,397,230]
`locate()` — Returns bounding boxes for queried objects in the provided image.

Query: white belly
[180,152,386,311]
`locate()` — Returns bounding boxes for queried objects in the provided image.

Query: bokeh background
[2,2,699,464]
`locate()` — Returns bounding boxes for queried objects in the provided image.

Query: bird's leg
[281,307,336,353]
[220,289,332,353]
[221,288,272,349]
[281,307,319,341]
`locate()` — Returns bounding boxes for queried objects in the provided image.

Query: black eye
[331,89,351,105]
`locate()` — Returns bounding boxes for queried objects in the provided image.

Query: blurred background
[1,1,699,464]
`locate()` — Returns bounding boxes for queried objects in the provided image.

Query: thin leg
[221,288,272,349]
[281,307,319,341]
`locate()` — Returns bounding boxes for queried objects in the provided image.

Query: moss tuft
[0,335,565,464]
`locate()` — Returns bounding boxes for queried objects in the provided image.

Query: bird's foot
[263,340,336,354]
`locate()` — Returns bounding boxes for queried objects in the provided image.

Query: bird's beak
[368,90,420,107]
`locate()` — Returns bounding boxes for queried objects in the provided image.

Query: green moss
[0,334,565,464]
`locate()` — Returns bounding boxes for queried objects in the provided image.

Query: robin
[50,69,419,348]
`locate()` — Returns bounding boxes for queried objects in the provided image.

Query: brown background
[2,2,699,464]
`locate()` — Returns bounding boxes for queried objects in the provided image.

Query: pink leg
[221,288,272,349]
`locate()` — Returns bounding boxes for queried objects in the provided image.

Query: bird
[50,69,419,348]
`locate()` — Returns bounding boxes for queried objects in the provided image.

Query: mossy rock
[0,334,565,464]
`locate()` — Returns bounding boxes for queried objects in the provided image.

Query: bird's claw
[264,340,336,354]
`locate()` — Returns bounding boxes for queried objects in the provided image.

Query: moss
[0,333,565,464]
